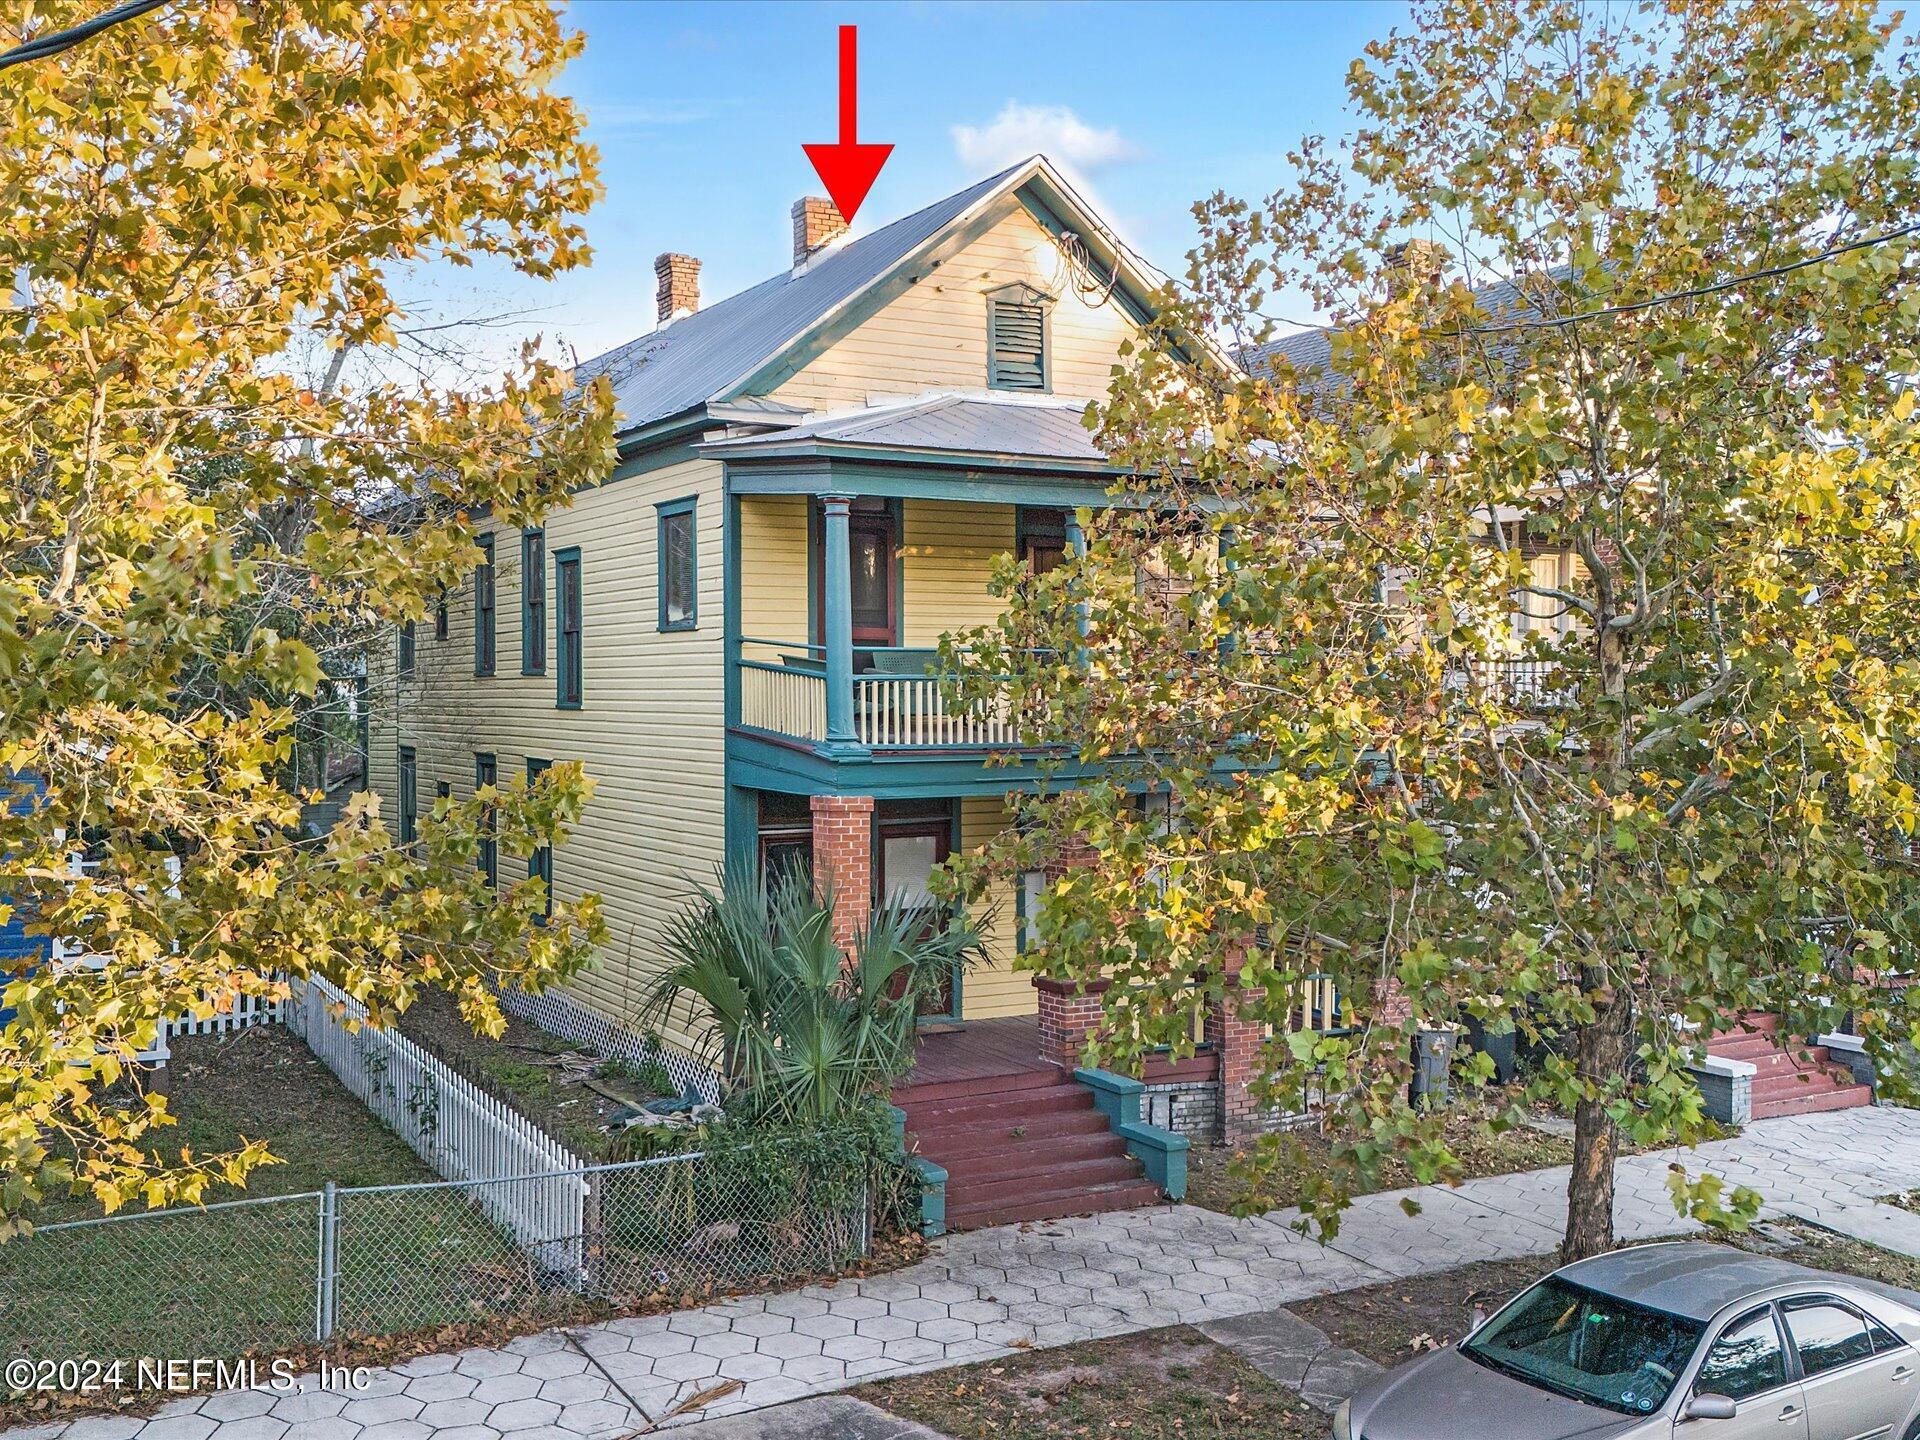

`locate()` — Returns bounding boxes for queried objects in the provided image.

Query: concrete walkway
[12,1108,1920,1440]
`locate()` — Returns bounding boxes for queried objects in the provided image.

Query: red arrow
[802,25,893,226]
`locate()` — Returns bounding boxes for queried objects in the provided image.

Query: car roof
[1557,1241,1897,1323]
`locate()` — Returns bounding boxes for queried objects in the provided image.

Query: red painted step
[1705,1012,1871,1121]
[946,1178,1166,1230]
[898,1066,1165,1231]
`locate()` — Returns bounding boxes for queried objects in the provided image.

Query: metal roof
[575,160,1038,435]
[1236,270,1551,386]
[702,392,1110,467]
[1557,1241,1886,1322]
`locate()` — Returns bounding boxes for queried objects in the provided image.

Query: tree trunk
[1563,981,1629,1261]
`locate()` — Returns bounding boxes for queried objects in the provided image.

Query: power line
[0,0,168,72]
[1444,219,1920,336]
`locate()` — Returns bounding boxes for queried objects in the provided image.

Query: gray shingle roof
[703,393,1110,466]
[576,161,1032,435]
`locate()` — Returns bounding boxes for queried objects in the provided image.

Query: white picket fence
[286,975,590,1276]
[165,991,288,1038]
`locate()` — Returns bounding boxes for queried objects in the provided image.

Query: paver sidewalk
[12,1108,1919,1440]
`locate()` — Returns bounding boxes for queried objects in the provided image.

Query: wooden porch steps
[895,1064,1163,1230]
[1706,1012,1872,1120]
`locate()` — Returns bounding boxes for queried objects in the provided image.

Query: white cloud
[951,102,1141,177]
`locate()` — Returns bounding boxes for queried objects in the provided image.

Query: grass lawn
[1184,1094,1574,1216]
[856,1324,1326,1440]
[0,1025,557,1369]
[397,989,673,1158]
[859,1224,1920,1439]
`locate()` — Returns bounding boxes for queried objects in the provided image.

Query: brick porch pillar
[1207,946,1269,1144]
[809,794,874,953]
[1036,975,1111,1070]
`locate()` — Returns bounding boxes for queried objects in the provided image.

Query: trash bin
[1410,1028,1456,1109]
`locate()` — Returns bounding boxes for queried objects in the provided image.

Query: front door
[876,807,956,1019]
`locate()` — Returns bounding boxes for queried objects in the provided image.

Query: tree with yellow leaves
[0,0,616,1231]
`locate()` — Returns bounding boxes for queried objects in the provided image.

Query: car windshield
[1462,1275,1705,1415]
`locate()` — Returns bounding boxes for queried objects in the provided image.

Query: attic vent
[988,297,1048,392]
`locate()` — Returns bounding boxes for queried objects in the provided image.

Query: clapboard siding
[959,796,1033,1019]
[900,500,1015,649]
[365,452,728,1052]
[769,205,1134,410]
[737,494,810,642]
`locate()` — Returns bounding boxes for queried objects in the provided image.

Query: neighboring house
[368,157,1229,1224]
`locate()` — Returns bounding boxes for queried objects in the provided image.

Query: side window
[397,746,418,846]
[435,780,451,805]
[474,534,496,676]
[1784,1301,1878,1377]
[521,528,546,675]
[1697,1308,1786,1400]
[555,548,582,708]
[657,498,697,631]
[434,587,448,641]
[526,757,553,920]
[1018,868,1046,952]
[398,620,416,678]
[474,753,497,888]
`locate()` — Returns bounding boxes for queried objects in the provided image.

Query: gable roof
[577,156,1175,443]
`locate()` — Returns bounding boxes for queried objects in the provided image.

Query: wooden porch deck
[893,1015,1055,1101]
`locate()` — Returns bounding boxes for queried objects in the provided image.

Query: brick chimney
[655,252,700,324]
[791,196,848,268]
[1383,239,1448,300]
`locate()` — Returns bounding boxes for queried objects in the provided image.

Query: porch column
[820,494,860,748]
[1064,510,1090,642]
[810,793,874,953]
[1217,522,1239,657]
[1208,944,1268,1144]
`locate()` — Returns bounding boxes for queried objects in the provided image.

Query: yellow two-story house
[368,157,1224,1224]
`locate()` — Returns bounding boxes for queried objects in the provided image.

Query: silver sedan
[1334,1240,1920,1440]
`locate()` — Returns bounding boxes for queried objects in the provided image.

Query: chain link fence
[0,1140,884,1366]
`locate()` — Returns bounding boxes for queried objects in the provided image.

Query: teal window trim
[525,756,552,920]
[397,621,415,677]
[397,745,418,846]
[656,496,698,632]
[520,527,547,675]
[554,546,583,708]
[473,534,496,677]
[475,752,498,888]
[433,588,448,640]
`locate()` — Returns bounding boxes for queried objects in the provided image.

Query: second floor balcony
[737,639,1026,752]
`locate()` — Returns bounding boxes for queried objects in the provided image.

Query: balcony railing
[1450,654,1571,708]
[737,639,1026,752]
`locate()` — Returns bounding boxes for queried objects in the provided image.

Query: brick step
[945,1178,1166,1231]
[892,1065,1065,1108]
[897,1081,1095,1130]
[907,1105,1114,1161]
[1750,1086,1873,1120]
[935,1130,1129,1180]
[1725,1011,1781,1035]
[1753,1070,1858,1101]
[1741,1047,1838,1075]
[1708,1032,1791,1059]
[947,1153,1143,1210]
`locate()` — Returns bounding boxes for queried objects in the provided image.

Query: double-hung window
[397,621,416,677]
[657,498,696,631]
[473,534,496,676]
[555,547,582,707]
[397,746,418,847]
[474,753,498,887]
[526,756,553,919]
[521,528,546,675]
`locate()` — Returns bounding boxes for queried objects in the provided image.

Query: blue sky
[413,1,1410,372]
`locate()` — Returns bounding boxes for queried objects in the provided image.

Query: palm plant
[642,863,983,1125]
